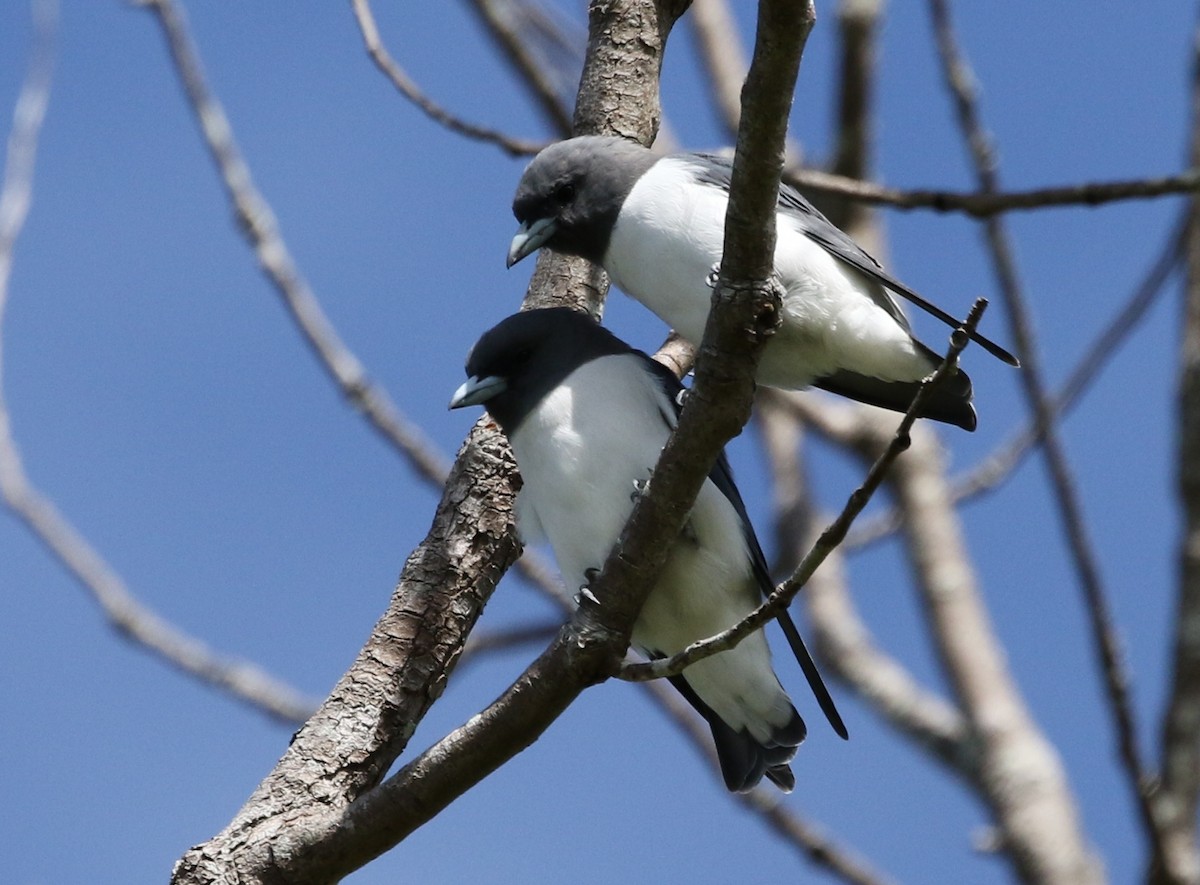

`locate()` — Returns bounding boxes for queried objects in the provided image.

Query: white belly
[508,354,793,741]
[604,157,933,389]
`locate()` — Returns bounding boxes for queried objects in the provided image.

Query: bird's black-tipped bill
[506,217,558,268]
[449,374,507,409]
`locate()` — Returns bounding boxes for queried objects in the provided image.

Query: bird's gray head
[507,136,657,268]
[449,308,630,432]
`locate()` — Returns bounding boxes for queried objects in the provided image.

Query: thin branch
[1153,10,1200,884]
[735,788,896,885]
[141,0,572,614]
[0,0,317,726]
[786,162,1200,217]
[929,1,1157,871]
[844,208,1186,549]
[756,393,974,773]
[619,300,987,682]
[462,0,577,137]
[457,621,560,663]
[687,0,749,139]
[351,0,546,156]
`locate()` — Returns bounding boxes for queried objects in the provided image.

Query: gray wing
[684,153,1018,366]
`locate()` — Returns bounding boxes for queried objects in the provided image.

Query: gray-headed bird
[508,136,1018,431]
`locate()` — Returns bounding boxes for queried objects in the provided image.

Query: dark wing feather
[641,355,849,740]
[685,153,1019,367]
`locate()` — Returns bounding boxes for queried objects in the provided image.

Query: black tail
[812,362,977,431]
[667,673,806,793]
[776,610,849,740]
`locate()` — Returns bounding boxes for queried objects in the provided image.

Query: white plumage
[510,354,796,743]
[607,157,929,390]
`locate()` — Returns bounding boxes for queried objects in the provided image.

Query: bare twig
[619,300,987,682]
[1153,13,1200,884]
[687,0,749,138]
[845,208,1186,549]
[756,393,974,772]
[457,621,560,664]
[0,0,317,727]
[929,0,1140,876]
[786,162,1200,217]
[462,0,577,137]
[351,0,546,156]
[140,0,575,613]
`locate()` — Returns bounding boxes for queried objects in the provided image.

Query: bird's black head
[449,308,630,433]
[507,136,657,268]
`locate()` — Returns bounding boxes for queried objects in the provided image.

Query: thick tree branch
[169,0,696,881]
[928,3,1151,876]
[171,422,526,884]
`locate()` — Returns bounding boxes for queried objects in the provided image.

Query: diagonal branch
[351,0,546,156]
[618,300,986,682]
[844,208,1186,549]
[461,0,577,137]
[0,0,317,726]
[756,393,973,774]
[1153,12,1200,884]
[928,0,1157,869]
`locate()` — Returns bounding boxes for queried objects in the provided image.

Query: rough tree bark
[171,0,819,881]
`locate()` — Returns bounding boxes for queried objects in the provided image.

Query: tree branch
[1153,12,1200,884]
[351,0,546,156]
[786,162,1200,217]
[462,0,577,137]
[928,3,1153,874]
[0,0,319,727]
[619,301,985,682]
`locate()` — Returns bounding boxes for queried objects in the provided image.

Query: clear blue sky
[0,2,1192,883]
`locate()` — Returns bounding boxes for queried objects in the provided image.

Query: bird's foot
[630,467,655,502]
[574,568,602,608]
[705,263,721,289]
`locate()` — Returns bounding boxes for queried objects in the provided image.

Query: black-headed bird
[450,308,846,792]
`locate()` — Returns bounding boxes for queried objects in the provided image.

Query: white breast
[509,352,794,741]
[604,157,932,389]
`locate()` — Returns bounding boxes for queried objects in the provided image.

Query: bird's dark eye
[552,181,577,205]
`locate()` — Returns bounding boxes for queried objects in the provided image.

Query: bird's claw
[706,263,721,289]
[630,468,654,502]
[574,567,602,608]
